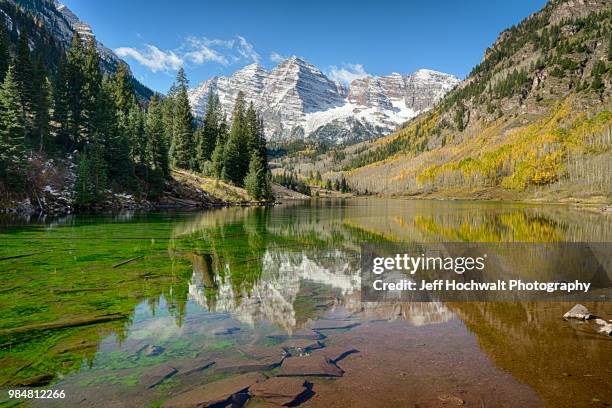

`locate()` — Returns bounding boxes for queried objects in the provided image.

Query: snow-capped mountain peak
[188,58,459,143]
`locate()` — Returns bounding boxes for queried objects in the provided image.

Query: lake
[1,199,611,408]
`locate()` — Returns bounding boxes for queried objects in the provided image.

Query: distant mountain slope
[189,57,458,143]
[7,0,153,100]
[334,0,612,202]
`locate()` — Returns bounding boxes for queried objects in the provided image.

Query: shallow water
[0,199,611,408]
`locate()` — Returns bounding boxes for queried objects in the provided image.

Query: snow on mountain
[189,57,459,143]
[11,0,152,99]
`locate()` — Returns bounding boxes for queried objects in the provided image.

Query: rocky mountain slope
[7,0,153,100]
[188,57,458,143]
[291,0,611,203]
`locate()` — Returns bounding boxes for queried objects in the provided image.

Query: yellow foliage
[416,99,611,192]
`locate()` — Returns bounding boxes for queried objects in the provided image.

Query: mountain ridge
[188,57,459,143]
[7,0,154,100]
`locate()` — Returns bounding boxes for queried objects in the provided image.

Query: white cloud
[115,35,260,72]
[236,36,260,63]
[183,38,229,65]
[328,63,370,85]
[269,51,287,63]
[115,45,183,73]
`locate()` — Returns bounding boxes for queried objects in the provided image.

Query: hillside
[285,0,611,203]
[1,0,153,100]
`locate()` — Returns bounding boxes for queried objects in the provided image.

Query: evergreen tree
[455,102,465,131]
[145,94,169,178]
[31,56,50,152]
[245,102,259,152]
[170,68,194,170]
[113,63,134,115]
[82,38,102,139]
[161,83,177,150]
[222,92,248,184]
[14,30,34,117]
[101,78,132,187]
[74,142,107,207]
[0,66,27,189]
[210,115,228,179]
[244,152,264,200]
[194,125,206,171]
[66,33,86,147]
[74,150,91,205]
[0,20,9,81]
[591,60,606,92]
[127,101,146,167]
[196,90,221,168]
[53,57,71,149]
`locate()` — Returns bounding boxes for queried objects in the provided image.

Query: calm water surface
[0,199,611,408]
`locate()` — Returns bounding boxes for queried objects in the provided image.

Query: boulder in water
[563,304,591,320]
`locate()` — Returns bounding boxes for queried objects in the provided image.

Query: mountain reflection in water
[0,199,610,408]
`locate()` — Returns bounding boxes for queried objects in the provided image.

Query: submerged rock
[214,356,283,374]
[267,329,324,341]
[174,357,215,376]
[212,327,241,335]
[563,304,592,320]
[163,372,266,408]
[594,319,612,336]
[140,364,177,388]
[438,393,465,406]
[311,320,360,330]
[279,355,343,377]
[281,339,322,356]
[143,344,165,357]
[250,377,311,406]
[313,346,359,363]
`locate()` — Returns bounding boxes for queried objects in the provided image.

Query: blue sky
[62,0,546,93]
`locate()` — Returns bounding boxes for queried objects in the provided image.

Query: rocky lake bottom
[0,199,611,408]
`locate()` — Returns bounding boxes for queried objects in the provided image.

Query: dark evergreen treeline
[272,171,311,196]
[0,8,271,207]
[326,176,352,193]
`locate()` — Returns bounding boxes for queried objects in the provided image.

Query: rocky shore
[0,157,272,216]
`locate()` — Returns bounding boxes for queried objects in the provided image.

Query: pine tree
[455,102,465,131]
[127,101,146,167]
[53,57,71,149]
[244,152,264,200]
[210,115,228,179]
[66,32,87,147]
[196,90,221,169]
[101,78,132,187]
[74,143,107,207]
[591,60,606,92]
[31,56,50,152]
[113,63,134,115]
[83,38,102,139]
[0,20,9,81]
[222,92,248,184]
[145,94,169,179]
[74,150,92,205]
[245,102,259,153]
[170,68,194,170]
[194,125,206,171]
[161,83,177,149]
[0,66,27,189]
[14,30,34,117]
